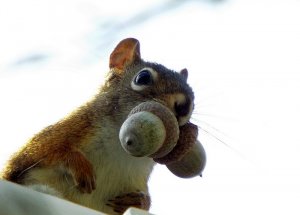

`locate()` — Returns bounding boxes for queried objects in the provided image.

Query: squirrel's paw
[68,151,96,193]
[106,191,150,214]
[74,169,96,194]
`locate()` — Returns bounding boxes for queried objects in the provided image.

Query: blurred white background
[0,0,300,214]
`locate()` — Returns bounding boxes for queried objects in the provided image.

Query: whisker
[197,125,249,161]
[64,173,79,192]
[192,112,238,122]
[195,92,224,104]
[197,125,232,149]
[193,102,219,109]
[70,184,78,191]
[17,159,44,178]
[192,118,231,138]
[64,173,71,186]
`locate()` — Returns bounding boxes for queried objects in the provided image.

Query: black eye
[134,70,152,85]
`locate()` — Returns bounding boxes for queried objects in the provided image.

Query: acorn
[119,101,206,178]
[166,140,206,178]
[154,122,198,165]
[119,101,179,158]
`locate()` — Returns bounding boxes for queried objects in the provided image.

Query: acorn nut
[166,140,206,178]
[119,101,179,158]
[154,122,198,164]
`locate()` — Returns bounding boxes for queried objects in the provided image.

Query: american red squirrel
[1,38,195,214]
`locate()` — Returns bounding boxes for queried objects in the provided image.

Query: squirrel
[0,38,195,215]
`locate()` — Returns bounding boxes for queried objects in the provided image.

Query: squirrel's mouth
[152,95,193,126]
[174,99,193,126]
[177,113,192,126]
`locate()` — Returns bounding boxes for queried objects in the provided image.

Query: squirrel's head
[104,38,194,126]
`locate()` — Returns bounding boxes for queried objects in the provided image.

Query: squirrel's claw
[106,191,150,214]
[76,173,96,193]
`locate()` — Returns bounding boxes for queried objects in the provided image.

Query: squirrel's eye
[134,70,152,85]
[131,68,157,91]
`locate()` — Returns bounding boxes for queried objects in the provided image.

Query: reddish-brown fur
[2,104,97,192]
[0,38,196,214]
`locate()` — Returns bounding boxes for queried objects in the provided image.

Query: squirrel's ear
[180,68,188,82]
[109,38,141,71]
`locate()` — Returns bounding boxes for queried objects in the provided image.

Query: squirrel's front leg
[44,148,96,193]
[64,150,96,193]
[106,191,151,214]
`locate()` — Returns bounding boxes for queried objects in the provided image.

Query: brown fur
[1,38,195,214]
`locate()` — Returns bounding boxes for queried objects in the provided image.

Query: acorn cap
[129,101,179,158]
[154,122,198,164]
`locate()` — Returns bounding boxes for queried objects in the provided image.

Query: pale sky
[0,0,300,214]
